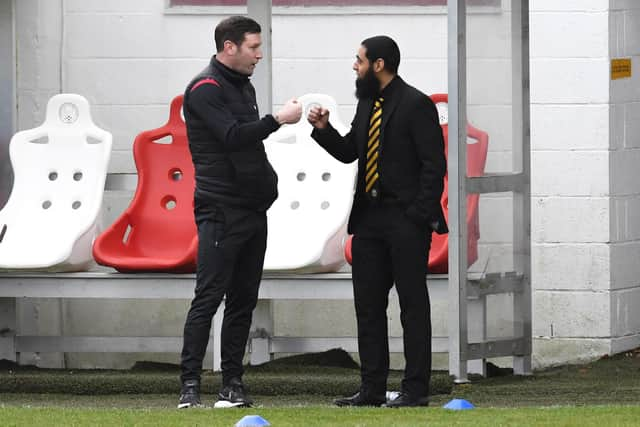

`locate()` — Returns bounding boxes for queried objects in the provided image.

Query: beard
[355,68,380,100]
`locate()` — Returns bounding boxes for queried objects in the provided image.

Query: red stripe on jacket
[191,78,221,92]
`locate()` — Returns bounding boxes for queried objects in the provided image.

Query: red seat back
[93,95,197,272]
[428,118,488,272]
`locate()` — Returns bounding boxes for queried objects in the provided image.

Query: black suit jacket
[311,76,448,235]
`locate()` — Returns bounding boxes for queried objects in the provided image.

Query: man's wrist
[267,113,281,128]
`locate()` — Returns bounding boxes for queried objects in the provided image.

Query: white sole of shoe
[213,400,249,409]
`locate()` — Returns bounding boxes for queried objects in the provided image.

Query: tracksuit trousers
[180,203,267,385]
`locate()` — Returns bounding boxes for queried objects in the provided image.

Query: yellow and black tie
[366,97,383,196]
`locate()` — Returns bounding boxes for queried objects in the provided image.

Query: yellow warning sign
[611,58,632,80]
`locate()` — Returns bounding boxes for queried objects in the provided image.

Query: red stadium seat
[344,93,488,273]
[93,95,197,272]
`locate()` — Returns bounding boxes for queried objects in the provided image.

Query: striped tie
[366,97,383,195]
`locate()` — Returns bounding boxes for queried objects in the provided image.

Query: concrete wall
[9,0,640,369]
[531,0,640,366]
[530,0,614,366]
[608,0,640,354]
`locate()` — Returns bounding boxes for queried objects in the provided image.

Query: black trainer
[334,390,386,407]
[215,377,253,408]
[383,391,429,408]
[178,379,203,409]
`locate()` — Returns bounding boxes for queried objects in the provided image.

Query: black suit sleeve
[188,83,280,150]
[405,94,447,228]
[310,122,358,164]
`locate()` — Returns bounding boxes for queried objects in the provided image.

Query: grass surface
[1,349,640,425]
[2,406,640,427]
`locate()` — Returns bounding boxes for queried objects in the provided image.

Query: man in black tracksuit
[308,36,447,408]
[178,16,301,409]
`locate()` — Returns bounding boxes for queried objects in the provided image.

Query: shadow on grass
[0,348,452,397]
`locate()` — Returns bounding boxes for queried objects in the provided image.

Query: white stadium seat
[263,94,356,272]
[0,94,112,271]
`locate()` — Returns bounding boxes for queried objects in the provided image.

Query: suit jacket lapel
[378,87,400,158]
[381,90,400,134]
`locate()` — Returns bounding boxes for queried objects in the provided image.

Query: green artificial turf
[1,347,640,417]
[2,406,640,427]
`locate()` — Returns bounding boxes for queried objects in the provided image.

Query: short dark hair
[361,35,401,74]
[214,16,261,52]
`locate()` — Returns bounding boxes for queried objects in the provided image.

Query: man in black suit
[307,35,447,408]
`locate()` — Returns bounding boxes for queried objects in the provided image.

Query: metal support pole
[512,0,532,375]
[0,298,16,361]
[0,0,16,209]
[447,0,469,383]
[247,0,272,116]
[246,0,274,371]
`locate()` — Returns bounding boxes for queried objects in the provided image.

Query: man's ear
[373,58,385,73]
[224,40,237,55]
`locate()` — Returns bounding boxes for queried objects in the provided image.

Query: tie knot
[374,97,384,109]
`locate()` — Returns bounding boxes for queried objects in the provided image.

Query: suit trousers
[180,203,267,385]
[351,202,432,397]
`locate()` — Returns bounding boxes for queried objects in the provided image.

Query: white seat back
[0,94,112,271]
[264,94,356,272]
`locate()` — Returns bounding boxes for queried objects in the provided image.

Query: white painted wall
[608,0,640,354]
[10,0,640,369]
[531,0,640,366]
[531,0,614,365]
